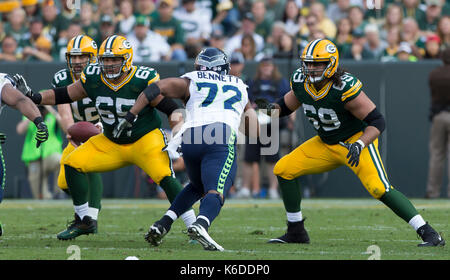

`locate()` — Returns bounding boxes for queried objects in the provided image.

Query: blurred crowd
[1,0,449,63]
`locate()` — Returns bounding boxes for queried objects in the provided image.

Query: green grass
[0,198,448,260]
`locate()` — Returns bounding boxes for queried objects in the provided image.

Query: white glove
[163,132,182,160]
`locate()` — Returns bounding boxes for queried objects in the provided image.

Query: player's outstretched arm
[1,84,49,147]
[255,90,301,117]
[243,102,260,138]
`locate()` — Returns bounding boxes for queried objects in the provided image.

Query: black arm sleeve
[155,97,181,117]
[143,83,161,102]
[363,108,385,133]
[54,86,73,104]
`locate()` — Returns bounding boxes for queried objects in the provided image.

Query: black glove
[12,74,33,97]
[35,122,49,148]
[254,98,276,116]
[339,140,364,167]
[0,132,6,144]
[113,111,136,138]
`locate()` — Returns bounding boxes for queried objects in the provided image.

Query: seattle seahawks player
[114,47,260,251]
[15,35,196,240]
[0,73,49,204]
[257,39,445,247]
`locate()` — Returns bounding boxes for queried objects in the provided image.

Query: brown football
[67,121,100,145]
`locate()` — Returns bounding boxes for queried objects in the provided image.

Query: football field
[0,198,448,260]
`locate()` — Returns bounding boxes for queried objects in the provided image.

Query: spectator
[380,26,401,61]
[96,0,116,20]
[0,21,5,43]
[380,3,403,41]
[437,15,450,49]
[174,0,212,58]
[348,5,367,33]
[273,32,296,59]
[342,28,374,60]
[402,0,425,24]
[3,7,29,47]
[135,0,156,18]
[295,12,320,54]
[282,0,301,37]
[21,0,41,22]
[307,2,337,39]
[116,0,136,36]
[402,17,426,58]
[209,27,226,50]
[423,34,442,59]
[59,0,78,23]
[41,0,71,46]
[266,0,286,23]
[22,35,53,61]
[150,0,187,61]
[334,17,353,56]
[127,15,171,62]
[363,23,387,60]
[238,55,290,199]
[99,14,116,44]
[327,0,351,23]
[0,35,22,61]
[212,0,237,37]
[237,33,258,60]
[425,48,450,198]
[265,21,287,55]
[54,21,83,61]
[418,0,443,35]
[80,2,101,45]
[224,12,265,56]
[396,41,417,61]
[229,51,246,80]
[364,0,386,25]
[251,0,273,40]
[16,105,62,200]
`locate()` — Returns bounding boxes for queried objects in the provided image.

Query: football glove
[12,74,33,98]
[0,133,5,144]
[113,112,136,138]
[254,98,276,116]
[163,133,182,160]
[35,122,49,148]
[339,140,365,167]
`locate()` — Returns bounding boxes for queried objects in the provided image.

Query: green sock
[159,176,184,203]
[64,165,89,206]
[278,176,302,213]
[87,173,103,211]
[379,188,419,223]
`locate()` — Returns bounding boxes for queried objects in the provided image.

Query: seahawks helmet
[195,47,230,75]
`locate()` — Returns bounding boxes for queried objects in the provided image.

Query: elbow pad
[276,96,294,117]
[155,97,181,117]
[54,86,72,104]
[363,108,385,133]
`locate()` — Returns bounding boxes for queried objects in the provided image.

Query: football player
[50,35,104,234]
[113,47,259,251]
[0,73,49,204]
[15,35,196,240]
[257,39,445,247]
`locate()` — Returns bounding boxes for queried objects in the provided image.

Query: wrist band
[356,139,365,149]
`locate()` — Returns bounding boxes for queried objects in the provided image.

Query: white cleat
[187,223,224,251]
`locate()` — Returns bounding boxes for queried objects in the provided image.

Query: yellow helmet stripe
[306,39,322,57]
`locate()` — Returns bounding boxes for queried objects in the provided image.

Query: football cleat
[187,222,224,251]
[268,219,310,244]
[417,223,445,247]
[144,222,169,246]
[57,214,97,240]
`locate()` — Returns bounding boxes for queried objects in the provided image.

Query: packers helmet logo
[326,44,336,54]
[91,41,97,49]
[122,40,131,49]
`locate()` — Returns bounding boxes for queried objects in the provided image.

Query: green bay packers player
[257,39,445,247]
[16,35,196,240]
[51,34,104,234]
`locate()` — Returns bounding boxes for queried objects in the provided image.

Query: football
[67,121,100,145]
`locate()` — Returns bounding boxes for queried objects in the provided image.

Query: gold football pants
[57,142,76,190]
[61,128,173,185]
[273,132,392,199]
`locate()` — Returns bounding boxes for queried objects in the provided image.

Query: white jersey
[0,73,15,110]
[181,70,249,134]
